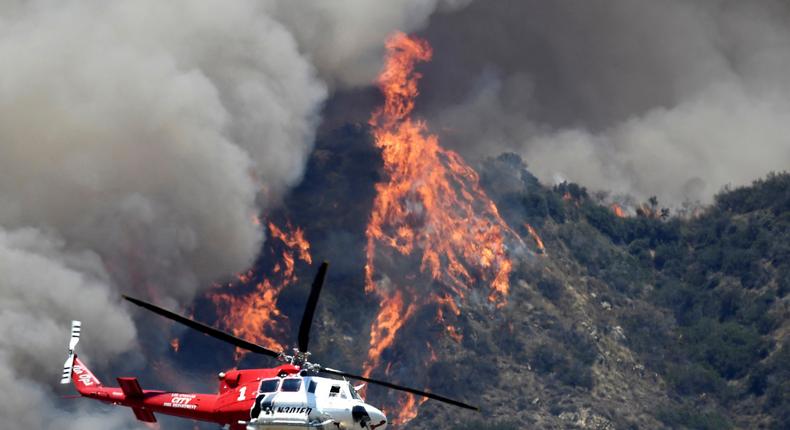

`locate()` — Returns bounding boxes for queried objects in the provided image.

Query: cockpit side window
[259,379,279,393]
[307,380,317,394]
[328,385,341,398]
[281,378,302,392]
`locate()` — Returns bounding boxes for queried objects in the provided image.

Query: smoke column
[0,0,459,428]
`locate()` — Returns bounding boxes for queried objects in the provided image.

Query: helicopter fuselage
[69,358,387,430]
[63,264,474,428]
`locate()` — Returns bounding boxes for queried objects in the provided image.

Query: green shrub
[537,276,564,303]
[656,403,732,430]
[529,343,594,389]
[684,320,768,380]
[666,363,726,397]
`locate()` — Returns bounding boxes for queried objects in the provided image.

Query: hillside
[257,124,786,430]
[452,156,789,430]
[174,124,789,430]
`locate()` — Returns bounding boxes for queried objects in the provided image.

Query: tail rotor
[61,320,81,384]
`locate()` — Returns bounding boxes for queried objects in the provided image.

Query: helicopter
[61,262,477,429]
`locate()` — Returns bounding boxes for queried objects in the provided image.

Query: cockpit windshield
[281,378,302,392]
[348,383,362,400]
[259,379,279,393]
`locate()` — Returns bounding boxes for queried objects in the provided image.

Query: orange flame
[436,294,462,343]
[363,32,518,426]
[392,394,428,426]
[236,270,253,284]
[210,279,285,358]
[210,221,311,360]
[445,325,463,343]
[268,222,312,266]
[611,203,627,218]
[170,338,180,353]
[524,223,546,254]
[362,290,418,378]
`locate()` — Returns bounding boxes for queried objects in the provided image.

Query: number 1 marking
[237,386,247,401]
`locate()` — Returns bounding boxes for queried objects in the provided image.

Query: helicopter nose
[366,405,387,429]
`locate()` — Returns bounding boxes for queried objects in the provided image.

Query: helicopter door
[324,383,351,410]
[250,378,280,419]
[315,382,357,427]
[253,378,312,425]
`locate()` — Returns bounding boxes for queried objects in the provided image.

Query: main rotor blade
[297,261,328,353]
[122,295,280,359]
[321,367,478,411]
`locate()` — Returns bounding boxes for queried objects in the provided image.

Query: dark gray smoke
[418,0,790,205]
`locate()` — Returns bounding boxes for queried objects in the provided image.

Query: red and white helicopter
[61,262,477,429]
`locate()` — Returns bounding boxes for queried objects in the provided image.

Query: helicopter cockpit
[249,375,386,429]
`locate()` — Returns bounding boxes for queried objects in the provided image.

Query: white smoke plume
[420,0,790,206]
[0,228,137,428]
[0,0,460,428]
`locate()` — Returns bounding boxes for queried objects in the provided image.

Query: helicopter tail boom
[59,321,248,426]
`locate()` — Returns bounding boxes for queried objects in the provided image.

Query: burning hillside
[187,33,545,427]
[362,32,522,425]
[209,221,312,360]
[166,30,789,430]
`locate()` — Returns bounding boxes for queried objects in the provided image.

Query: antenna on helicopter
[123,261,478,411]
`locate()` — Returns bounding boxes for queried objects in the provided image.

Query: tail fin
[72,356,103,392]
[60,320,81,384]
[61,320,103,393]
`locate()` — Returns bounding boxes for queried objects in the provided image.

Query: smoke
[0,0,318,425]
[267,0,472,87]
[419,0,790,205]
[0,228,138,429]
[0,0,467,428]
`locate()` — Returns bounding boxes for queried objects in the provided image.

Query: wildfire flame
[269,222,312,266]
[363,32,518,425]
[396,394,428,425]
[436,294,462,343]
[611,203,627,218]
[363,290,418,378]
[210,221,312,360]
[524,223,546,255]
